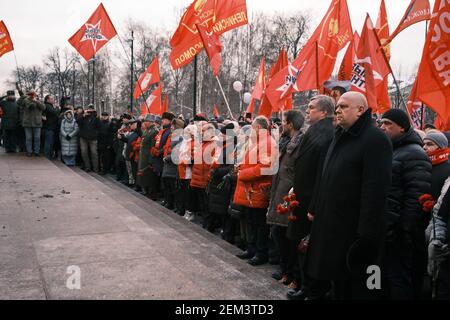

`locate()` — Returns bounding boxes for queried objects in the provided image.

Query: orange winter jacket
[190,140,216,189]
[233,132,277,209]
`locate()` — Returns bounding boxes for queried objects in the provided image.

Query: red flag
[163,94,169,113]
[266,0,352,108]
[350,15,390,111]
[407,79,424,129]
[133,57,160,100]
[140,84,163,116]
[338,32,359,81]
[170,0,248,70]
[252,57,266,100]
[0,21,14,58]
[213,104,220,118]
[375,0,392,113]
[246,98,256,114]
[68,3,117,62]
[416,0,450,125]
[196,24,222,76]
[141,102,149,116]
[260,48,290,114]
[387,0,431,43]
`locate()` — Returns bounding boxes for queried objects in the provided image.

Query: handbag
[228,202,245,220]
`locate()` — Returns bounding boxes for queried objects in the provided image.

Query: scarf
[428,148,449,166]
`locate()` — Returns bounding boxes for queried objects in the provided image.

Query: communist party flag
[0,21,14,58]
[196,24,222,76]
[133,57,160,100]
[416,0,450,128]
[375,0,391,113]
[68,3,117,62]
[140,84,163,116]
[350,15,390,111]
[338,32,359,81]
[387,0,431,44]
[265,0,352,108]
[407,79,424,129]
[170,0,248,70]
[259,49,289,116]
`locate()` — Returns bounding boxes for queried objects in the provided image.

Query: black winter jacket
[76,113,101,140]
[43,103,61,130]
[385,128,432,243]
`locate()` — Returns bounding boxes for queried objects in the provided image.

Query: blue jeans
[44,129,55,159]
[24,127,41,155]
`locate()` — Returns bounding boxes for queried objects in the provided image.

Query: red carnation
[277,204,288,215]
[423,200,435,213]
[289,200,300,211]
[288,215,298,222]
[283,195,291,202]
[289,193,297,201]
[419,194,433,205]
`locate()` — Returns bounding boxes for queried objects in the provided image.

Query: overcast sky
[0,0,433,93]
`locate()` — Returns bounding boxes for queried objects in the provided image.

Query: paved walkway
[0,151,286,299]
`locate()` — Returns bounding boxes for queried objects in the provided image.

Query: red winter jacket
[233,132,277,209]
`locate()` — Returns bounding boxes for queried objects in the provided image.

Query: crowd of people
[1,87,449,300]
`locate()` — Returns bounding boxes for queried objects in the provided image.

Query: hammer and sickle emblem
[328,18,339,37]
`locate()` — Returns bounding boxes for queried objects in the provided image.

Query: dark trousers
[384,237,414,300]
[333,274,381,300]
[116,157,128,182]
[3,129,17,152]
[162,177,176,209]
[175,179,190,215]
[271,225,298,278]
[191,187,208,227]
[44,129,56,159]
[222,214,239,244]
[245,207,270,260]
[99,147,113,173]
[436,260,450,300]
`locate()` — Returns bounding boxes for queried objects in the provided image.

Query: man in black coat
[98,112,114,175]
[42,95,61,159]
[286,95,335,300]
[380,109,432,300]
[76,105,101,173]
[305,92,393,300]
[0,91,19,153]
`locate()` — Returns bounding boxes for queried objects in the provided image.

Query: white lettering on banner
[431,8,450,87]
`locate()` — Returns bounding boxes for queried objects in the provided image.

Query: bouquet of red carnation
[419,194,435,213]
[277,192,300,221]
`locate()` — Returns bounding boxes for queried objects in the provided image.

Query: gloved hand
[66,135,71,141]
[428,239,450,263]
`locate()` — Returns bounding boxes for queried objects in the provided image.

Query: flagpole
[130,30,134,114]
[215,76,234,120]
[193,55,198,117]
[92,55,96,108]
[13,52,23,92]
[117,33,150,114]
[315,41,320,90]
[420,20,428,130]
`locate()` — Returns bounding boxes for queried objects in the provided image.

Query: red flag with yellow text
[416,0,450,127]
[133,57,160,100]
[338,32,359,81]
[0,21,14,58]
[170,0,248,70]
[68,3,117,61]
[265,0,352,108]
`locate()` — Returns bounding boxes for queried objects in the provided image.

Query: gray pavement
[0,151,287,300]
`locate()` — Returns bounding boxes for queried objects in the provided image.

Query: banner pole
[215,76,234,120]
[13,52,23,92]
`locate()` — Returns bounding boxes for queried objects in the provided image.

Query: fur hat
[194,113,208,122]
[162,112,175,121]
[172,118,185,130]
